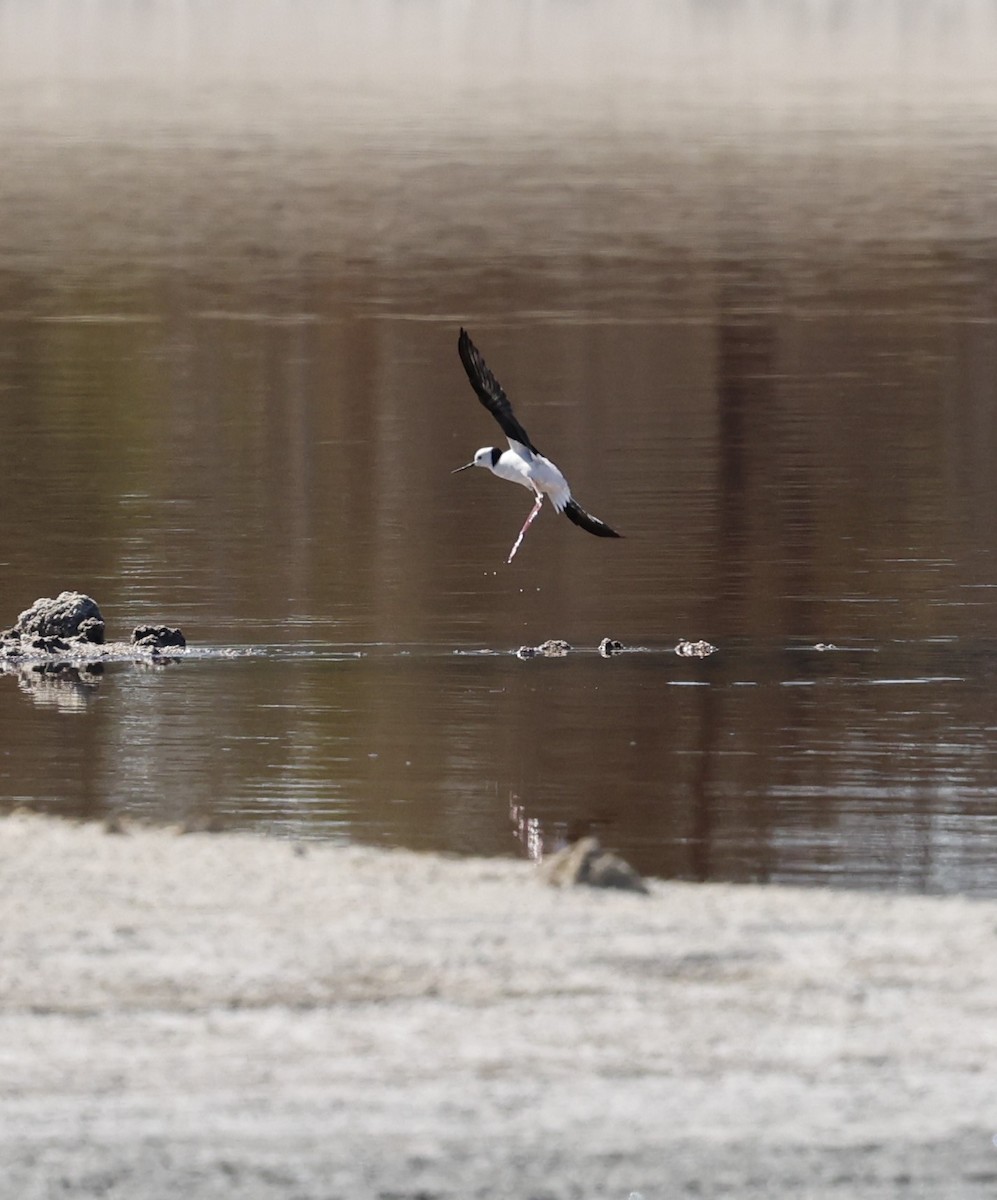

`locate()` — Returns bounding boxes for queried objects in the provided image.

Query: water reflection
[7,662,104,713]
[2,641,995,894]
[1,1,996,893]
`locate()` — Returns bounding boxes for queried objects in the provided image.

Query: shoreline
[2,812,995,1198]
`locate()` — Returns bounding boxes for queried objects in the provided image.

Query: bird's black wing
[563,499,622,538]
[458,329,540,454]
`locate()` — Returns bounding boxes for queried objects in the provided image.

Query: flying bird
[452,328,622,563]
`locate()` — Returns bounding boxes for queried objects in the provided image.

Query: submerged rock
[540,837,649,895]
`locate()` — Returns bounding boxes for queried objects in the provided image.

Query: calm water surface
[1,2,996,894]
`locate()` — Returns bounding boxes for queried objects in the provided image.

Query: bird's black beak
[452,461,475,474]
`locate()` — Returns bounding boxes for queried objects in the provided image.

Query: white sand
[1,813,995,1198]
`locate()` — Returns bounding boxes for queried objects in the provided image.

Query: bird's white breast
[494,445,571,511]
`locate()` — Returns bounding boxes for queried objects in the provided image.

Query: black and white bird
[453,329,622,562]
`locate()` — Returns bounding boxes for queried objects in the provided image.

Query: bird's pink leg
[507,492,544,564]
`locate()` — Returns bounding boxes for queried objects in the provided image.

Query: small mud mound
[1,591,185,664]
[131,625,187,650]
[675,638,717,658]
[3,591,105,648]
[516,638,571,659]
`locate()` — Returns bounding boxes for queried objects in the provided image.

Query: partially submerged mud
[0,591,185,666]
[516,637,572,659]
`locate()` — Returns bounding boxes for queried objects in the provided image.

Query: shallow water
[1,1,996,893]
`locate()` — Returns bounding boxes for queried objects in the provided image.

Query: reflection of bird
[452,329,622,562]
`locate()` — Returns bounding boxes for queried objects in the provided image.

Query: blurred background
[1,0,996,892]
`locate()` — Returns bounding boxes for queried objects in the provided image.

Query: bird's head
[452,447,500,474]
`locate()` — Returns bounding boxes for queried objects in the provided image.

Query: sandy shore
[1,813,995,1199]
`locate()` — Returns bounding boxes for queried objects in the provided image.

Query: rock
[599,638,624,657]
[674,638,717,658]
[7,591,105,644]
[516,638,571,659]
[540,837,649,895]
[131,625,186,650]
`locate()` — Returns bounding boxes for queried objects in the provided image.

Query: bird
[452,328,622,563]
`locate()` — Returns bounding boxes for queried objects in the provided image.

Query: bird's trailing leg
[507,491,545,564]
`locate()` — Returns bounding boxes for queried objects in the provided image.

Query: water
[1,1,996,894]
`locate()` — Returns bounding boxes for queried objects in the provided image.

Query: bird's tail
[563,499,622,538]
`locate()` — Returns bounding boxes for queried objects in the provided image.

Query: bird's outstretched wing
[458,329,540,454]
[563,499,622,538]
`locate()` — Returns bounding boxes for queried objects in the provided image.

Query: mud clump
[1,591,185,663]
[131,625,186,651]
[1,591,105,653]
[516,638,571,659]
[675,638,717,658]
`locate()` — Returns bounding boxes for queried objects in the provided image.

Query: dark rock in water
[516,638,571,660]
[7,591,105,644]
[599,638,624,657]
[540,837,649,895]
[131,625,186,650]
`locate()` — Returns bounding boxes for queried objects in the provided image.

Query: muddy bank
[1,813,995,1199]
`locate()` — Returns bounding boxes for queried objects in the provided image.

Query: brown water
[2,1,997,893]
